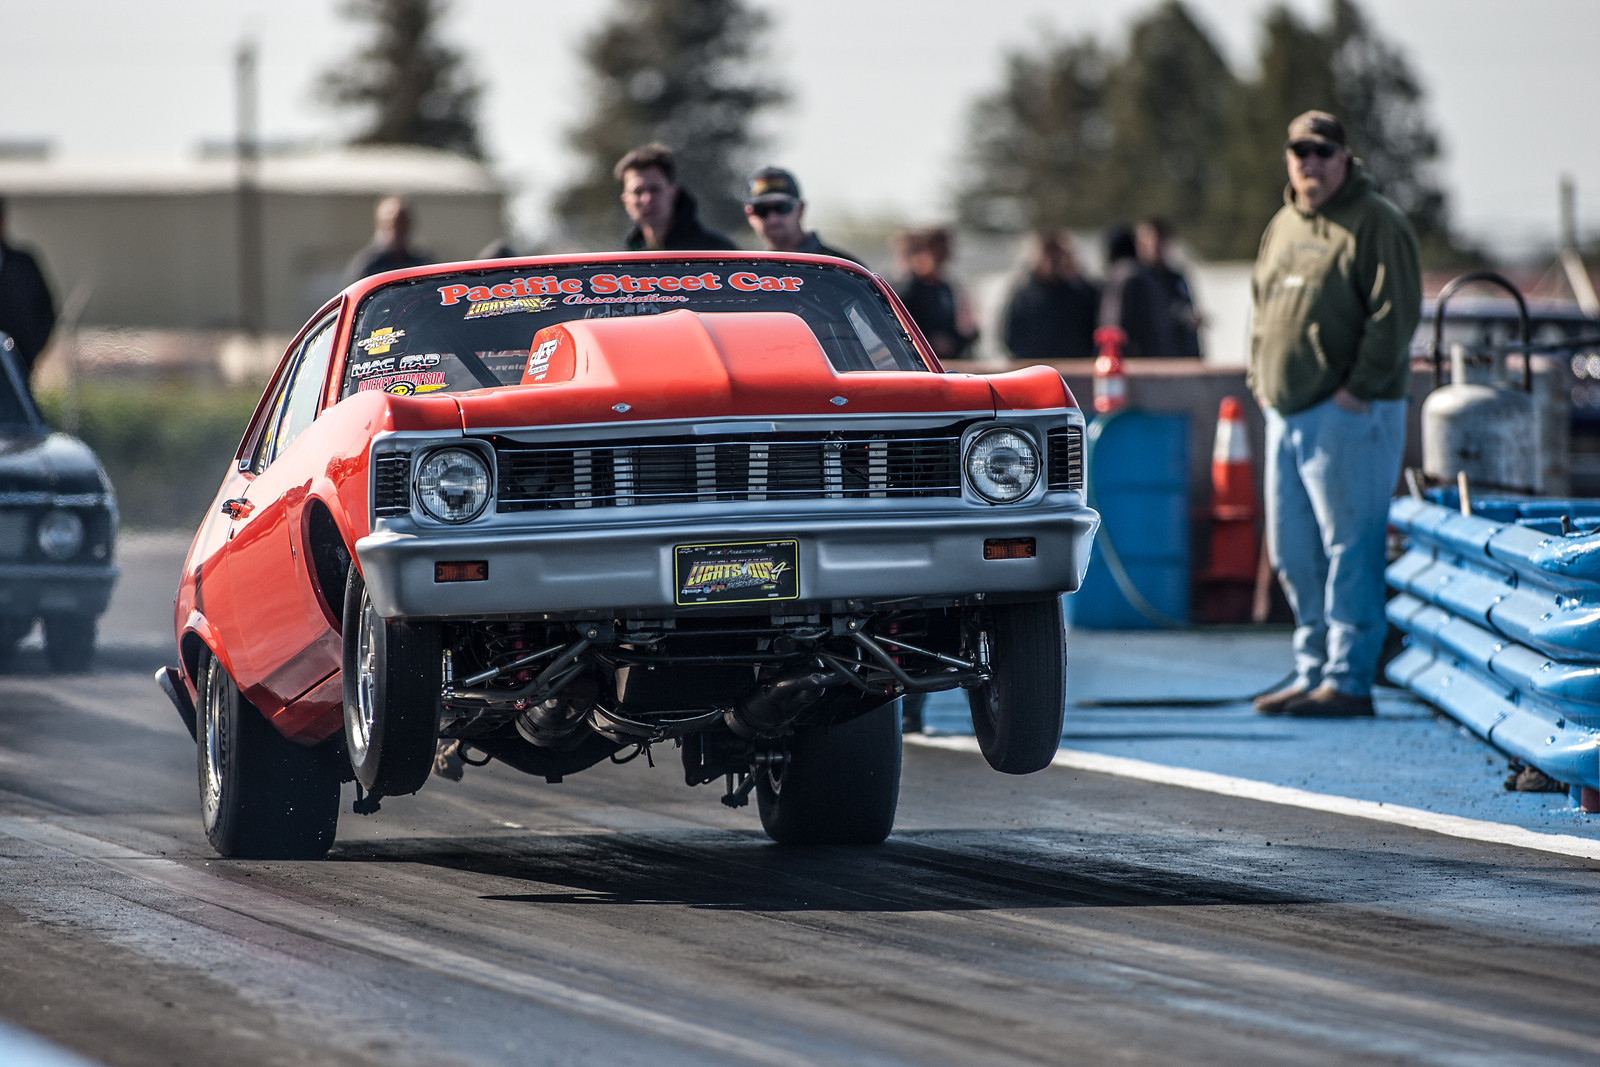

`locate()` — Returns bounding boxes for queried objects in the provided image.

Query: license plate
[674,539,800,606]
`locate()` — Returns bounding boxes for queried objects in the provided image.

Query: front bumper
[0,562,119,621]
[356,500,1099,619]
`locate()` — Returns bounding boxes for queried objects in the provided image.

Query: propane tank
[1092,325,1128,414]
[1421,341,1537,492]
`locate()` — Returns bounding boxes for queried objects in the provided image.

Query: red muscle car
[157,252,1099,858]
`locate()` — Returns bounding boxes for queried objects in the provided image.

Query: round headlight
[965,429,1039,503]
[416,448,491,523]
[38,509,85,560]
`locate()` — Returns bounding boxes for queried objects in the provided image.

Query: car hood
[0,427,111,495]
[446,310,1068,430]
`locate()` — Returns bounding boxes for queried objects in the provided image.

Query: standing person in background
[895,227,978,361]
[616,143,737,252]
[742,166,859,263]
[1249,110,1421,719]
[1002,229,1098,361]
[1098,223,1159,357]
[342,195,432,286]
[1134,218,1203,358]
[0,196,57,386]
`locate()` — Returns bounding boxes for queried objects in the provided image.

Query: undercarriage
[434,606,992,800]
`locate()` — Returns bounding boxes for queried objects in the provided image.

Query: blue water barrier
[1385,495,1600,791]
[1070,411,1189,630]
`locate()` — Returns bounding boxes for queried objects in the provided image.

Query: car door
[220,317,340,709]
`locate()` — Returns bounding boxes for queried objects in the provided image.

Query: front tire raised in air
[756,701,902,845]
[966,598,1066,774]
[196,648,340,859]
[341,566,441,796]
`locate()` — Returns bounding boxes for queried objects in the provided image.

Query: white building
[0,146,507,333]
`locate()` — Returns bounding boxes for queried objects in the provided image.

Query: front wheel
[197,648,340,858]
[756,701,902,845]
[965,598,1066,774]
[341,567,441,796]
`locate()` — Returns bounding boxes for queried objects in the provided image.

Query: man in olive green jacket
[1249,110,1421,718]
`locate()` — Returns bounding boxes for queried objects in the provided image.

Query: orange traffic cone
[1199,396,1260,621]
[1092,326,1127,414]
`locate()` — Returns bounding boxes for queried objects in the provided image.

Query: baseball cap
[1285,110,1347,149]
[746,166,801,206]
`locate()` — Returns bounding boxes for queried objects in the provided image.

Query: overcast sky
[5,0,1597,258]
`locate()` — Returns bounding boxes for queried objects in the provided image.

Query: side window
[273,321,336,462]
[247,318,335,475]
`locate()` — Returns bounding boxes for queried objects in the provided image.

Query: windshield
[342,260,927,399]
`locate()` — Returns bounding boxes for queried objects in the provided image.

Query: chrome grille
[493,431,962,512]
[373,453,412,516]
[0,510,27,559]
[1047,426,1084,491]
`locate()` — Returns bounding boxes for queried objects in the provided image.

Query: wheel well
[305,501,354,631]
[179,630,209,686]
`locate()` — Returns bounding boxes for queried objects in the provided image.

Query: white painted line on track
[0,818,815,1067]
[908,735,1600,862]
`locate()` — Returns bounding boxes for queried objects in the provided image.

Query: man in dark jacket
[616,143,737,252]
[0,197,57,384]
[1249,110,1421,719]
[341,196,433,287]
[1002,229,1098,361]
[1133,218,1202,358]
[742,167,859,263]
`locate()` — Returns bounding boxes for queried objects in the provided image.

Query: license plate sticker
[674,540,800,606]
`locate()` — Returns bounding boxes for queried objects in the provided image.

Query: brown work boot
[1281,683,1375,718]
[1253,682,1309,716]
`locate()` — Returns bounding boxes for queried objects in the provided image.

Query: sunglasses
[1288,140,1339,160]
[751,200,796,218]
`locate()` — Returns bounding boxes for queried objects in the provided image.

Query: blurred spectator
[475,237,518,259]
[616,143,736,252]
[0,196,57,384]
[1001,229,1098,361]
[342,196,433,286]
[742,167,859,263]
[1098,223,1157,357]
[894,227,978,361]
[1134,218,1203,358]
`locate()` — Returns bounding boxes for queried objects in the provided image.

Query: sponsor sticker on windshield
[357,327,405,354]
[357,372,448,395]
[437,272,806,311]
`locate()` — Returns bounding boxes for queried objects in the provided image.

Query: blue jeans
[1264,396,1405,697]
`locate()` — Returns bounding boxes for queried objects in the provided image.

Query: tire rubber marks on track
[0,817,815,1067]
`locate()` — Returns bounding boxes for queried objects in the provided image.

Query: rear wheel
[197,649,340,859]
[966,598,1066,774]
[756,701,902,845]
[341,567,441,796]
[43,612,96,673]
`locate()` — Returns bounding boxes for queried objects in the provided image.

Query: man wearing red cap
[1249,110,1421,718]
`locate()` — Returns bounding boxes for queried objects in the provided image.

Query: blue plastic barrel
[1069,410,1190,629]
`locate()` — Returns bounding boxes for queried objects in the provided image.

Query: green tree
[955,0,1465,262]
[1212,4,1339,257]
[1099,2,1240,255]
[554,0,786,247]
[321,0,483,159]
[956,37,1113,233]
[1325,0,1450,248]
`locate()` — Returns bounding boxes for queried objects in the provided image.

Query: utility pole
[1560,175,1600,318]
[236,39,265,336]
